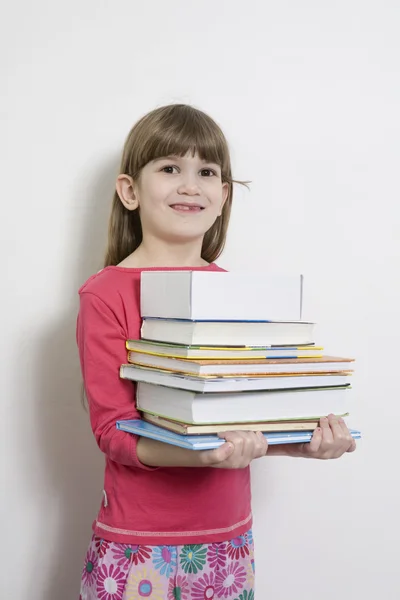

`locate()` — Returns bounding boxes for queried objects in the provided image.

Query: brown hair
[104,104,247,267]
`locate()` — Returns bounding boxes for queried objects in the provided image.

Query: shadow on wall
[31,158,120,600]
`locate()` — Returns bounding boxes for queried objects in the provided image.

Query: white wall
[1,1,399,598]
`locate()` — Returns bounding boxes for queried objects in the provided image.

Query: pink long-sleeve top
[76,263,252,545]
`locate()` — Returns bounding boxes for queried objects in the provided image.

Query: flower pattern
[206,541,227,570]
[125,567,164,600]
[192,571,216,600]
[152,545,177,578]
[80,531,254,599]
[167,574,190,600]
[247,529,254,547]
[96,564,127,600]
[111,544,152,569]
[82,548,98,587]
[179,544,207,574]
[227,535,250,561]
[246,555,255,588]
[94,536,111,559]
[215,561,247,598]
[131,545,153,566]
[234,591,255,600]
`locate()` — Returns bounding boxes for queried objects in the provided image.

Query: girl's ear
[218,182,230,215]
[116,174,139,211]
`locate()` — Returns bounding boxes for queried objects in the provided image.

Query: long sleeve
[77,290,155,469]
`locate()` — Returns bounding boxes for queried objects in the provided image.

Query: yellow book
[126,339,323,360]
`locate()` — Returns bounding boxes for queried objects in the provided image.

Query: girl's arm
[136,437,221,467]
[78,291,158,470]
[137,430,268,468]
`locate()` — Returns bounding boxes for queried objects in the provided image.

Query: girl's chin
[160,223,214,242]
[165,214,218,232]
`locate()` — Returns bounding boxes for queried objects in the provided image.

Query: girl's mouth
[170,204,204,213]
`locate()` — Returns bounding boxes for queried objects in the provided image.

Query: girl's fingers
[327,414,346,440]
[218,430,267,463]
[256,430,269,456]
[338,416,351,435]
[219,431,247,464]
[347,438,357,453]
[231,432,247,461]
[323,414,354,457]
[236,431,261,461]
[330,415,354,451]
[338,416,355,447]
[308,427,322,453]
[201,441,235,466]
[319,416,334,445]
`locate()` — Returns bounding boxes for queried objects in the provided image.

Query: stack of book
[117,271,360,450]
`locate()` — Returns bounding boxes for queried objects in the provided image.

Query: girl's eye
[161,165,179,174]
[200,168,217,177]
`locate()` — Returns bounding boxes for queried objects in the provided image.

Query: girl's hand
[198,430,268,469]
[297,414,357,459]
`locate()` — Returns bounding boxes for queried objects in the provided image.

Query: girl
[77,104,356,600]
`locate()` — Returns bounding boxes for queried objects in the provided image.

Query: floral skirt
[80,529,255,600]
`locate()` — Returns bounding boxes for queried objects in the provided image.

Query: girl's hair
[104,104,246,267]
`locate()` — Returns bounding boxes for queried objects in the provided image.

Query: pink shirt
[77,263,252,545]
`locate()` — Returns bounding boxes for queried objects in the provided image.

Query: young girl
[77,104,356,600]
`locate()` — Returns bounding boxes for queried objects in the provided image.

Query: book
[120,363,352,393]
[127,352,354,376]
[116,419,361,450]
[136,382,352,424]
[140,271,303,321]
[126,339,323,360]
[141,319,315,347]
[142,413,323,434]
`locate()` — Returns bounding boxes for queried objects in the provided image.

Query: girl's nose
[177,176,201,196]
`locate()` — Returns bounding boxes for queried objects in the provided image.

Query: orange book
[127,353,355,377]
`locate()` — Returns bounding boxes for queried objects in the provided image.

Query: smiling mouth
[169,204,205,213]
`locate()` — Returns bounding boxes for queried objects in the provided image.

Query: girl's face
[118,153,229,245]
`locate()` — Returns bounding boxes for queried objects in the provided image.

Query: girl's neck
[118,237,209,269]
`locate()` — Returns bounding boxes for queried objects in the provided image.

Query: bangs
[132,105,230,178]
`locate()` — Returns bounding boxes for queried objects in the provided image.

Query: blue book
[116,419,361,451]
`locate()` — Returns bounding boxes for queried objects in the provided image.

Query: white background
[1,1,399,598]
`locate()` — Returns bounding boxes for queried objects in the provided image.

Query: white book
[141,319,315,347]
[136,382,352,424]
[120,363,352,393]
[140,271,303,321]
